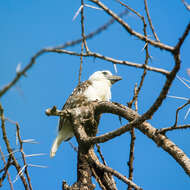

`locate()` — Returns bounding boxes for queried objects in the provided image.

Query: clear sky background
[0,0,190,189]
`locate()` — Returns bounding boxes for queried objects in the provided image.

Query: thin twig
[68,142,78,152]
[127,85,138,190]
[158,124,190,134]
[81,0,89,52]
[0,156,12,180]
[144,0,160,41]
[16,123,33,190]
[89,149,142,190]
[126,14,151,183]
[78,0,86,85]
[173,100,190,127]
[174,21,190,53]
[91,167,107,190]
[78,42,84,85]
[126,2,150,107]
[116,0,142,19]
[0,103,29,189]
[101,165,141,189]
[96,144,107,165]
[89,0,173,52]
[127,128,135,190]
[0,147,13,190]
[140,21,190,123]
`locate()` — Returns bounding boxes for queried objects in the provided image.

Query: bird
[50,70,122,157]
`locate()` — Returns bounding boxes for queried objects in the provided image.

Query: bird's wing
[58,80,92,131]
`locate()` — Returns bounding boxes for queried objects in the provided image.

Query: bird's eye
[102,71,108,75]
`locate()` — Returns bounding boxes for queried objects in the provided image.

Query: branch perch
[46,101,190,177]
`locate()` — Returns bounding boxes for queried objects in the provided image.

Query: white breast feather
[84,80,111,101]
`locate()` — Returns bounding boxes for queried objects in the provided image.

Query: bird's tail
[50,135,63,158]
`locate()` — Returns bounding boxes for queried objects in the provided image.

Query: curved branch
[46,101,190,176]
[174,21,190,52]
[88,101,190,176]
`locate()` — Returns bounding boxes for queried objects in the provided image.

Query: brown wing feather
[58,80,92,131]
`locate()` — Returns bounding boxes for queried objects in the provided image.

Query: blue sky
[0,0,190,189]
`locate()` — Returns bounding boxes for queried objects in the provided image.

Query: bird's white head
[84,70,122,101]
[88,70,122,86]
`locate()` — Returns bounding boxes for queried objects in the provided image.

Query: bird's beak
[108,75,122,84]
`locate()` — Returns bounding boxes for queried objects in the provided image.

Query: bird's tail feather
[50,124,74,157]
[50,135,63,158]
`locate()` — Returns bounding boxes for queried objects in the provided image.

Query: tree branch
[88,149,142,190]
[45,48,170,76]
[144,0,160,41]
[0,103,29,189]
[16,123,33,190]
[0,150,12,189]
[157,124,190,134]
[173,100,190,127]
[46,101,190,177]
[92,102,190,176]
[89,0,173,51]
[174,21,190,53]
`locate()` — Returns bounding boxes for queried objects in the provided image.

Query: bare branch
[127,127,136,190]
[48,44,180,124]
[16,123,33,190]
[116,0,143,19]
[78,0,86,85]
[91,167,107,190]
[173,100,190,127]
[144,0,160,41]
[89,0,173,51]
[96,144,107,166]
[2,1,190,189]
[158,124,190,134]
[0,103,29,189]
[81,0,89,53]
[91,101,190,176]
[126,2,150,107]
[140,55,180,123]
[46,100,190,176]
[0,147,13,189]
[78,41,84,85]
[174,21,190,52]
[88,149,142,190]
[127,85,138,190]
[45,48,170,76]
